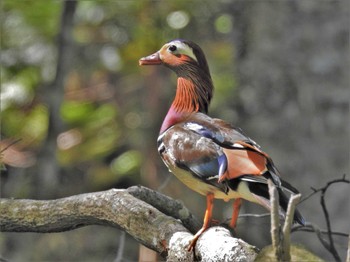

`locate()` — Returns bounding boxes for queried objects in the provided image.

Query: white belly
[168,165,240,201]
[167,164,261,205]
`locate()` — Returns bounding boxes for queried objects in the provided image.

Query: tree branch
[268,179,282,260]
[127,185,201,233]
[299,175,349,204]
[300,175,349,262]
[36,0,78,196]
[292,224,349,238]
[281,193,301,261]
[0,188,183,257]
[346,236,350,262]
[0,187,258,261]
[261,181,323,262]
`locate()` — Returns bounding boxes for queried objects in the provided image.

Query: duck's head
[140,39,214,116]
[139,39,211,78]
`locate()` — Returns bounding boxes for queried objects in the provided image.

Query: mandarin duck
[139,39,305,251]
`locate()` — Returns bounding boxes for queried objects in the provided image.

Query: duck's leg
[188,193,214,251]
[229,198,242,228]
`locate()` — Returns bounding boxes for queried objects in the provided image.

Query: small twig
[268,180,282,261]
[157,175,172,192]
[282,194,301,262]
[114,231,126,262]
[238,213,270,219]
[299,175,349,204]
[298,176,348,261]
[346,236,350,262]
[292,224,348,238]
[306,222,332,251]
[0,138,22,153]
[236,213,349,238]
[222,213,270,225]
[320,185,342,262]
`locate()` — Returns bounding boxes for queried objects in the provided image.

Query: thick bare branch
[0,189,185,256]
[0,187,258,261]
[127,185,201,233]
[195,227,258,262]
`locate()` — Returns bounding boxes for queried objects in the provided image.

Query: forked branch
[0,186,257,261]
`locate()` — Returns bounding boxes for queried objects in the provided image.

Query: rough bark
[127,185,201,233]
[0,186,258,261]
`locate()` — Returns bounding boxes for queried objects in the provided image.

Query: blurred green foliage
[1,0,237,186]
[3,0,61,39]
[1,1,238,260]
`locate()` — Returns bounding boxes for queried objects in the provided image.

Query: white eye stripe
[167,40,198,62]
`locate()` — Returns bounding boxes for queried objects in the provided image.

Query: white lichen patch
[168,232,194,261]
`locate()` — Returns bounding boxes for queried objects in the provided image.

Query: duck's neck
[160,73,213,133]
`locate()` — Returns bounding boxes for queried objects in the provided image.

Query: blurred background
[0,0,348,261]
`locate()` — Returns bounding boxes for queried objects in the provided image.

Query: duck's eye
[168,45,177,52]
